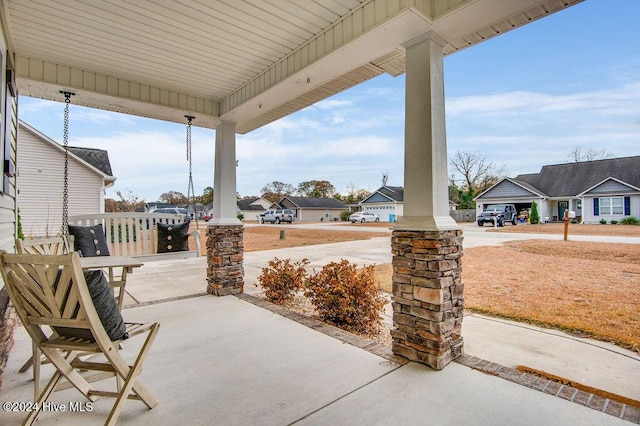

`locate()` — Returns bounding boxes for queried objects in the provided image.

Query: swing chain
[185,115,198,227]
[61,91,74,239]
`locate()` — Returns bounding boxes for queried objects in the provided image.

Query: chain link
[185,115,198,227]
[60,91,74,239]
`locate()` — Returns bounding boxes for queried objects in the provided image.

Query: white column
[395,32,458,231]
[209,120,241,225]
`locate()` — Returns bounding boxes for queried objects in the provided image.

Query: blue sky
[18,0,640,202]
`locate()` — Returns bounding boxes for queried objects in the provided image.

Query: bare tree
[159,191,188,205]
[450,150,506,196]
[567,146,613,162]
[261,181,295,203]
[112,189,145,212]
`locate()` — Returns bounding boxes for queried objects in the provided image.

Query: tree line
[107,146,612,212]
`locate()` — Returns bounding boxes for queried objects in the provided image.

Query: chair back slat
[16,236,73,256]
[1,253,89,332]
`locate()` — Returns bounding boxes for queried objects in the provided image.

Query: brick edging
[456,354,640,424]
[232,294,639,423]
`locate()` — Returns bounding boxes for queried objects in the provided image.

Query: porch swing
[65,96,201,260]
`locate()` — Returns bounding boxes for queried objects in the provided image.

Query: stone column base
[0,288,17,388]
[206,225,244,296]
[390,229,464,370]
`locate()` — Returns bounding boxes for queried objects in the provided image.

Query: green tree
[297,180,336,198]
[530,201,540,224]
[199,186,214,205]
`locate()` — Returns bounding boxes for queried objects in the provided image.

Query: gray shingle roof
[282,197,347,209]
[515,156,640,197]
[377,186,404,202]
[237,197,264,210]
[68,146,113,176]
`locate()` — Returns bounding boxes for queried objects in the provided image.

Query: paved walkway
[3,223,639,424]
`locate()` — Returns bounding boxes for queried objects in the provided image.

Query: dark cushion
[157,221,190,253]
[68,224,110,257]
[53,269,128,342]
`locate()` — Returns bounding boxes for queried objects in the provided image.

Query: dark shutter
[624,196,631,215]
[593,198,599,216]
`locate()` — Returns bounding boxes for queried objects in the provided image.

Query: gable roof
[68,146,113,176]
[237,197,265,211]
[475,177,548,200]
[19,120,116,185]
[281,197,346,209]
[514,156,640,197]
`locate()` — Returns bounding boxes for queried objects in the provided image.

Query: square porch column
[207,120,244,296]
[392,33,464,370]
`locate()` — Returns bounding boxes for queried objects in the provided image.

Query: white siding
[582,195,640,224]
[17,128,104,237]
[0,26,18,254]
[362,202,402,222]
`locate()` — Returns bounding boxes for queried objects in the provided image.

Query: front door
[558,201,569,220]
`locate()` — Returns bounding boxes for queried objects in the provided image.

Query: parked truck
[477,204,518,227]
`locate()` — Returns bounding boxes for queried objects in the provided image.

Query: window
[597,197,624,215]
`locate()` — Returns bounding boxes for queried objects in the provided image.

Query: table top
[79,256,143,269]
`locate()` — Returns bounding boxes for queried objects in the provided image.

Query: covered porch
[2,246,637,424]
[0,0,587,378]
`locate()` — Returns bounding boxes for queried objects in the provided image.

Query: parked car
[477,204,518,227]
[349,211,380,223]
[153,207,190,221]
[261,209,295,224]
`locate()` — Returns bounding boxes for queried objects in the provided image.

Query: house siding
[17,128,104,237]
[582,194,640,224]
[480,180,536,198]
[587,179,637,195]
[365,192,394,203]
[0,27,18,254]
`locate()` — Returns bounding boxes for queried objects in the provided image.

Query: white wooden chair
[0,251,160,425]
[15,236,74,397]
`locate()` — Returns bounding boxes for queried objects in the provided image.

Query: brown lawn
[486,222,640,237]
[196,222,640,352]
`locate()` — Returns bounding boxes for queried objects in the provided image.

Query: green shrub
[600,219,607,225]
[305,259,385,336]
[258,257,309,305]
[610,220,618,225]
[237,213,244,220]
[571,219,578,224]
[621,217,639,225]
[530,201,540,224]
[110,219,137,243]
[340,210,352,221]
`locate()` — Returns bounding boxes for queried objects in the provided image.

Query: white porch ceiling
[2,0,582,133]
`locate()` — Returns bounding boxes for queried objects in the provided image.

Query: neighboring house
[276,197,347,222]
[184,203,205,219]
[474,156,640,224]
[237,197,271,220]
[17,121,116,237]
[360,186,404,222]
[360,186,458,222]
[144,202,174,213]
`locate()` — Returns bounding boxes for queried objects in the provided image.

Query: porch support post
[391,33,464,370]
[207,120,244,296]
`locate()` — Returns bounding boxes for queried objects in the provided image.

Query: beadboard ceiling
[2,0,582,132]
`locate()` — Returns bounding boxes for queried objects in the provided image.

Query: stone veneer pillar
[391,229,464,370]
[206,225,244,296]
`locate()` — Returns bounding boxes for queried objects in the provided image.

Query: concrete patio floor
[2,224,639,424]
